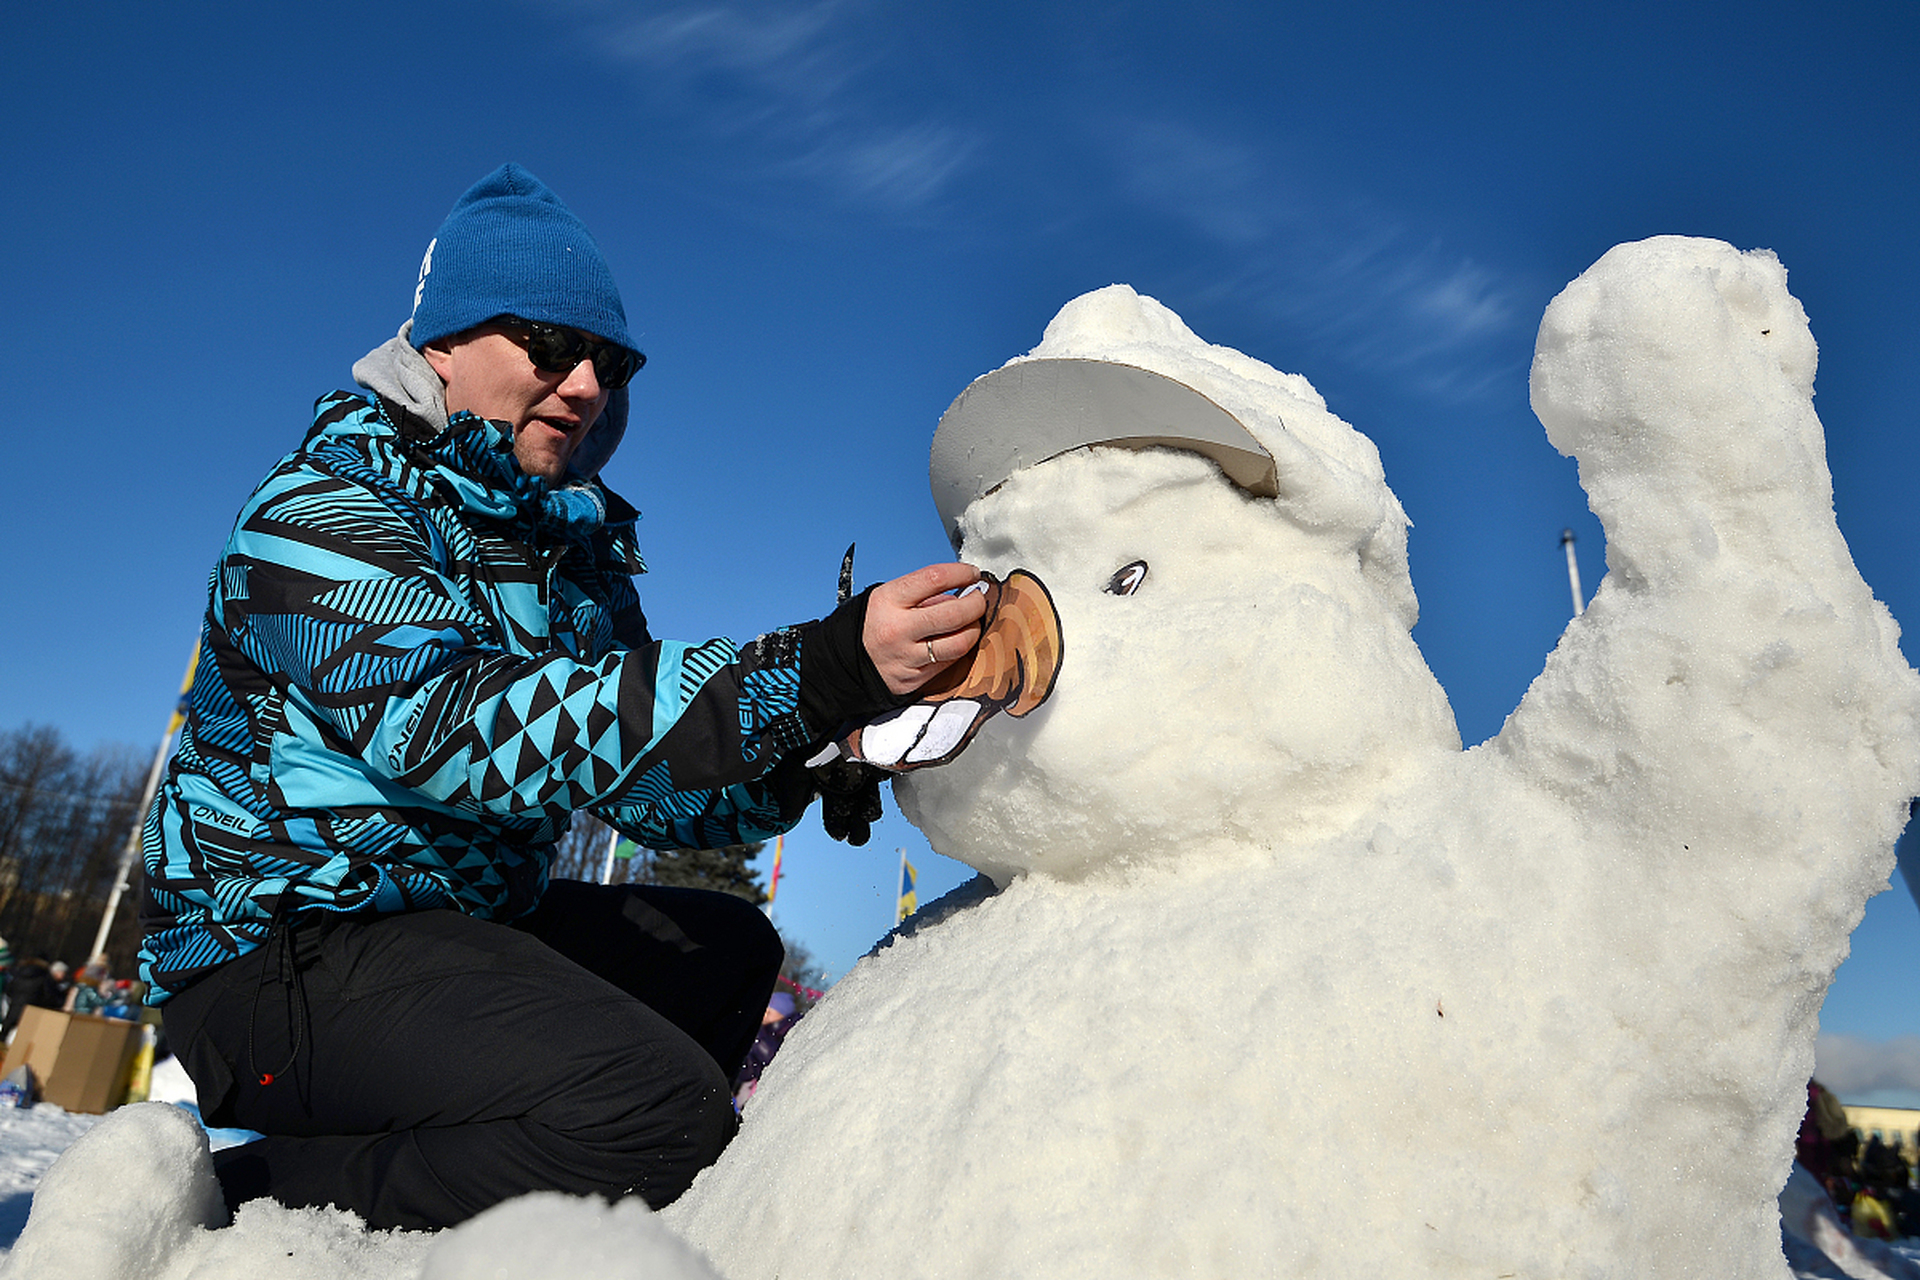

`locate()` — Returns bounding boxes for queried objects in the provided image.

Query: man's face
[423,323,611,484]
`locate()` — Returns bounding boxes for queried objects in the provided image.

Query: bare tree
[0,725,144,973]
[549,813,622,883]
[776,933,831,1006]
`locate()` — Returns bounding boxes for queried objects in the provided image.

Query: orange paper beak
[842,569,1064,771]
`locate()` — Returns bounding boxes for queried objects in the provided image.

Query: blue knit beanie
[409,163,636,352]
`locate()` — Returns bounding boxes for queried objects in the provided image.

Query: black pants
[162,881,783,1230]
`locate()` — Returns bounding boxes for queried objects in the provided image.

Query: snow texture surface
[5,238,1916,1280]
[666,240,1920,1279]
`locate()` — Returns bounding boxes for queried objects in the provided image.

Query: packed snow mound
[2,1102,224,1279]
[665,239,1920,1280]
[4,1104,720,1280]
[419,1193,723,1280]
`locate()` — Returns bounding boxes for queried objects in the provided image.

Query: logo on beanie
[411,237,437,318]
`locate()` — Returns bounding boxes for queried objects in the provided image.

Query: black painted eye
[1104,561,1148,596]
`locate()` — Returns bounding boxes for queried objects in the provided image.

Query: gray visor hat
[930,358,1279,551]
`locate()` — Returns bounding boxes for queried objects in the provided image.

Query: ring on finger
[925,638,938,666]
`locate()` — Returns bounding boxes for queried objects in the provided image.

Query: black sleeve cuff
[797,585,910,735]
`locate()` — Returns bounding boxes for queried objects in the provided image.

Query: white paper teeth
[857,699,986,768]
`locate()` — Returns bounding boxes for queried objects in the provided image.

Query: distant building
[1844,1104,1920,1153]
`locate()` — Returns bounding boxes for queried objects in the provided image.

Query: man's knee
[557,1048,740,1209]
[631,1076,740,1208]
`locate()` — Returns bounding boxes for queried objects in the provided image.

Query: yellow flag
[897,856,918,924]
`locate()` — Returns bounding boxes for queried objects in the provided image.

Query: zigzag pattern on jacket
[140,391,816,1000]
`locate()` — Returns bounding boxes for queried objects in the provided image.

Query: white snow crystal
[2,1102,223,1279]
[665,240,1920,1279]
[419,1193,723,1280]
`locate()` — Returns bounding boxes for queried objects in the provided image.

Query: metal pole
[599,826,622,885]
[91,641,200,963]
[762,833,783,916]
[1561,528,1585,618]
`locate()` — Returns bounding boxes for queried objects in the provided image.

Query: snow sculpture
[2,1103,225,1279]
[665,238,1920,1279]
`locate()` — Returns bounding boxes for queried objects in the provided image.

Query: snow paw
[3,1102,224,1279]
[1530,235,1835,592]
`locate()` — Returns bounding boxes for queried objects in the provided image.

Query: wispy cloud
[1411,261,1514,337]
[1092,112,1527,400]
[554,0,978,213]
[539,6,1529,394]
[596,1,853,126]
[1817,1032,1920,1097]
[1113,119,1272,246]
[797,123,978,209]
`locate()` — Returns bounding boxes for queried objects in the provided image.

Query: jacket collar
[310,390,641,560]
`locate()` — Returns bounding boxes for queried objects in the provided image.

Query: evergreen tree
[641,842,768,906]
[546,821,768,907]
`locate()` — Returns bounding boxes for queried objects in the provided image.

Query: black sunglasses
[494,316,646,389]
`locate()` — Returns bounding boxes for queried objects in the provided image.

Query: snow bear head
[896,286,1460,883]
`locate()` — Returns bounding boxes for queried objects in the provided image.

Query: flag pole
[1561,528,1585,618]
[91,640,200,963]
[763,834,783,916]
[600,826,622,885]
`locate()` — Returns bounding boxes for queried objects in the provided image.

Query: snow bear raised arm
[1499,238,1917,879]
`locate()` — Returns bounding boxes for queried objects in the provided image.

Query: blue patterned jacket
[139,389,818,1000]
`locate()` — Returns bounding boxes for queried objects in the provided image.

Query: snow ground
[0,1082,1912,1280]
[0,1060,716,1278]
[0,1099,95,1256]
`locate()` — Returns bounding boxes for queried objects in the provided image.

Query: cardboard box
[1,1007,142,1114]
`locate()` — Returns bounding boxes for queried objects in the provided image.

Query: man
[139,163,984,1230]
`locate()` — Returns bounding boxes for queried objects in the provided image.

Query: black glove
[814,756,886,846]
[760,751,821,826]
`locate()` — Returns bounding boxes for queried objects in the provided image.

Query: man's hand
[863,563,988,696]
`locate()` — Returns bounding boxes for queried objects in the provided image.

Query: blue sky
[3,3,1916,1091]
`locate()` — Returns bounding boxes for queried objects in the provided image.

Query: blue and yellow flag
[897,855,918,923]
[165,641,203,736]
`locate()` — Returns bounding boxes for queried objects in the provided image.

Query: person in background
[1852,1184,1899,1240]
[140,162,984,1232]
[734,987,802,1109]
[1862,1132,1910,1193]
[0,956,61,1040]
[64,958,110,1015]
[101,980,142,1021]
[1798,1079,1857,1193]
